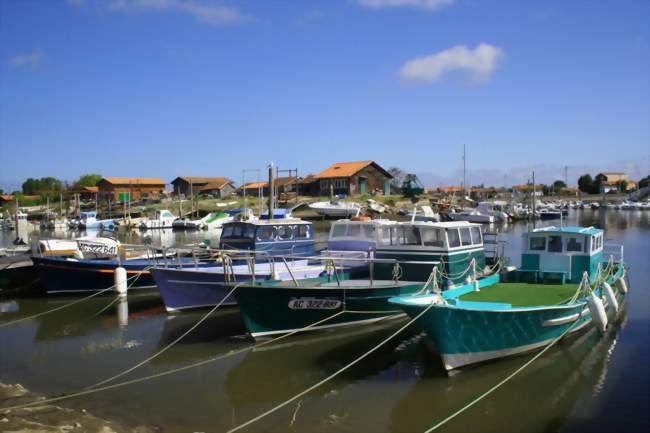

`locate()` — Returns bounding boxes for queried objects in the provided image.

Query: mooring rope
[0,309,348,413]
[0,279,130,329]
[91,296,121,318]
[422,317,583,433]
[85,282,244,389]
[226,297,437,433]
[0,265,152,328]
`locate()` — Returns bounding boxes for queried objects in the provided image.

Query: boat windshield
[331,223,375,240]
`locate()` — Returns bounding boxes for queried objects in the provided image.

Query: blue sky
[0,0,648,191]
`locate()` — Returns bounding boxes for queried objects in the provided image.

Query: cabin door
[539,254,571,278]
[359,177,367,194]
[384,180,390,196]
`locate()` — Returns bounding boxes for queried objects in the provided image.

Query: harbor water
[0,210,648,432]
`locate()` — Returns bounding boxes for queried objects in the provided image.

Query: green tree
[73,173,102,188]
[388,167,405,190]
[552,180,567,193]
[578,174,593,193]
[616,180,629,192]
[639,175,650,189]
[22,177,64,195]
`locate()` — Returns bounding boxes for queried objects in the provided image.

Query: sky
[0,0,649,192]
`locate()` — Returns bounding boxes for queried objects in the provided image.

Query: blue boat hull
[152,267,248,312]
[152,261,328,312]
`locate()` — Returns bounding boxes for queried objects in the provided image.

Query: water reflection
[0,209,647,432]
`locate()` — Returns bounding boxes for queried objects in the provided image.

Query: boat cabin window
[402,226,421,246]
[348,224,362,238]
[566,237,583,252]
[362,225,375,239]
[529,236,546,251]
[447,229,461,248]
[256,226,276,241]
[459,228,472,246]
[421,227,445,247]
[296,225,310,239]
[278,225,293,240]
[332,224,347,238]
[377,227,391,245]
[470,227,482,245]
[548,236,563,253]
[384,226,421,246]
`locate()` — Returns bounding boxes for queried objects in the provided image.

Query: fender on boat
[602,282,619,315]
[616,277,628,294]
[588,292,608,333]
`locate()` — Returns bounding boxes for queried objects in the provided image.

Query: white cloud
[8,51,45,68]
[399,43,504,84]
[356,0,454,12]
[69,0,248,25]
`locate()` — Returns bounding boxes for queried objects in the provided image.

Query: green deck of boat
[459,283,580,307]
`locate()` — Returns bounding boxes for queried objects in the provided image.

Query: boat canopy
[376,221,483,250]
[525,226,603,256]
[219,218,315,255]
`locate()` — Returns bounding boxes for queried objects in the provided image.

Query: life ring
[351,216,371,221]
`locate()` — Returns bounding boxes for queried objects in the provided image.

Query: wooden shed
[97,178,167,202]
[314,161,393,196]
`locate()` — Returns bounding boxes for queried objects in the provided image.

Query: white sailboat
[139,209,176,230]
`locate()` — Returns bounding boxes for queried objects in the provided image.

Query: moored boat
[309,200,362,218]
[389,225,628,371]
[233,220,496,339]
[152,217,322,312]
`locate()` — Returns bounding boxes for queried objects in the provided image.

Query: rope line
[91,296,121,318]
[0,310,348,413]
[0,265,151,328]
[86,283,243,389]
[226,289,437,432]
[423,314,583,432]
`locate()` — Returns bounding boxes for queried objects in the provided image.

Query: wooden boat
[233,220,494,339]
[390,225,628,371]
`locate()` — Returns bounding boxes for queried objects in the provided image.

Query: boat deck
[459,283,579,307]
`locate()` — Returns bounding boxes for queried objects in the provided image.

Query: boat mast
[268,162,275,219]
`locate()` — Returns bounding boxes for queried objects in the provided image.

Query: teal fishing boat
[233,220,500,339]
[389,226,629,371]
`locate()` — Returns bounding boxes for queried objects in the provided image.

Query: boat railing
[603,243,624,263]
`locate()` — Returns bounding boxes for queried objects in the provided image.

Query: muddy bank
[0,383,157,433]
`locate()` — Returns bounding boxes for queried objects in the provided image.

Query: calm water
[0,210,648,433]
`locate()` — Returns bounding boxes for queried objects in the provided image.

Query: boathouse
[171,177,235,197]
[97,177,167,203]
[595,173,636,193]
[314,161,393,196]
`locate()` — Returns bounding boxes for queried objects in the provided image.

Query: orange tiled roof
[239,181,268,190]
[315,161,392,179]
[173,176,232,184]
[512,184,545,191]
[101,177,167,186]
[0,194,15,201]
